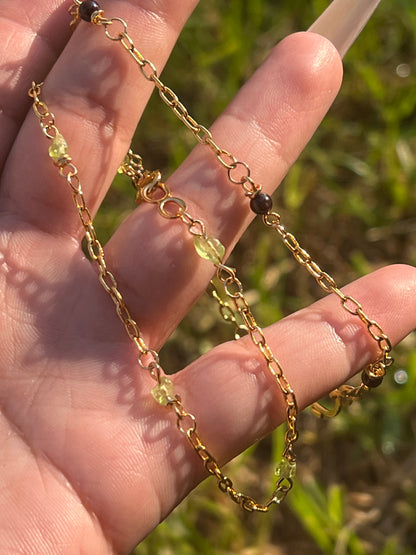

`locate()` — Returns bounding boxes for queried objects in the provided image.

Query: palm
[1,1,415,553]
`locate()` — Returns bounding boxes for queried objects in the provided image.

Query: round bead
[79,1,101,22]
[361,369,384,388]
[250,192,273,214]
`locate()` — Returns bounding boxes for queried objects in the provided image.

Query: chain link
[209,282,248,340]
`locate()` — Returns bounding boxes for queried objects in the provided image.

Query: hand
[1,1,415,553]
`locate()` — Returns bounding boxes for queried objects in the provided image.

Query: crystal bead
[275,458,297,480]
[117,154,130,174]
[48,134,68,161]
[194,235,225,264]
[151,377,174,406]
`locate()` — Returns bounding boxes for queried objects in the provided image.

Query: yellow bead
[275,458,296,480]
[151,377,174,405]
[194,235,225,264]
[117,154,130,174]
[49,134,68,161]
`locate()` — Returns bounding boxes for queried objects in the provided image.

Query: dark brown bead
[250,192,273,214]
[361,370,384,388]
[79,1,101,22]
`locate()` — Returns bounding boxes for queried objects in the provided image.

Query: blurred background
[99,1,416,553]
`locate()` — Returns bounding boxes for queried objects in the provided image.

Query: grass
[97,1,416,553]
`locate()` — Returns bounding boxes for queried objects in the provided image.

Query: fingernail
[308,0,381,58]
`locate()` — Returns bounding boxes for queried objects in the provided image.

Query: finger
[0,0,75,170]
[175,266,415,461]
[105,32,343,343]
[128,264,416,547]
[8,263,409,553]
[1,0,199,235]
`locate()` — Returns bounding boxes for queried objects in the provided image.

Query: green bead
[194,235,225,264]
[275,458,296,480]
[49,134,68,161]
[151,377,174,405]
[117,154,130,174]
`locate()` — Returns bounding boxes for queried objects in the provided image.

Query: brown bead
[250,192,273,214]
[361,370,384,388]
[79,1,101,22]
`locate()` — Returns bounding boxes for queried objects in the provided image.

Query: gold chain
[262,211,394,416]
[209,281,248,341]
[27,1,395,512]
[29,82,298,512]
[69,1,394,418]
[120,151,298,462]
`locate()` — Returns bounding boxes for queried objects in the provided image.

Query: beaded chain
[119,150,298,459]
[70,0,393,417]
[29,83,298,511]
[27,0,395,513]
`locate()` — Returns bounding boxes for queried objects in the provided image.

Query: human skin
[1,1,416,553]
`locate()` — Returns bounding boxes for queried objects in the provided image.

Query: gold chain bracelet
[27,1,395,513]
[119,149,298,469]
[69,0,393,418]
[29,82,299,512]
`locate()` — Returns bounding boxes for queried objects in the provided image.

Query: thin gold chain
[120,151,298,463]
[70,1,394,417]
[209,280,248,341]
[29,82,298,512]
